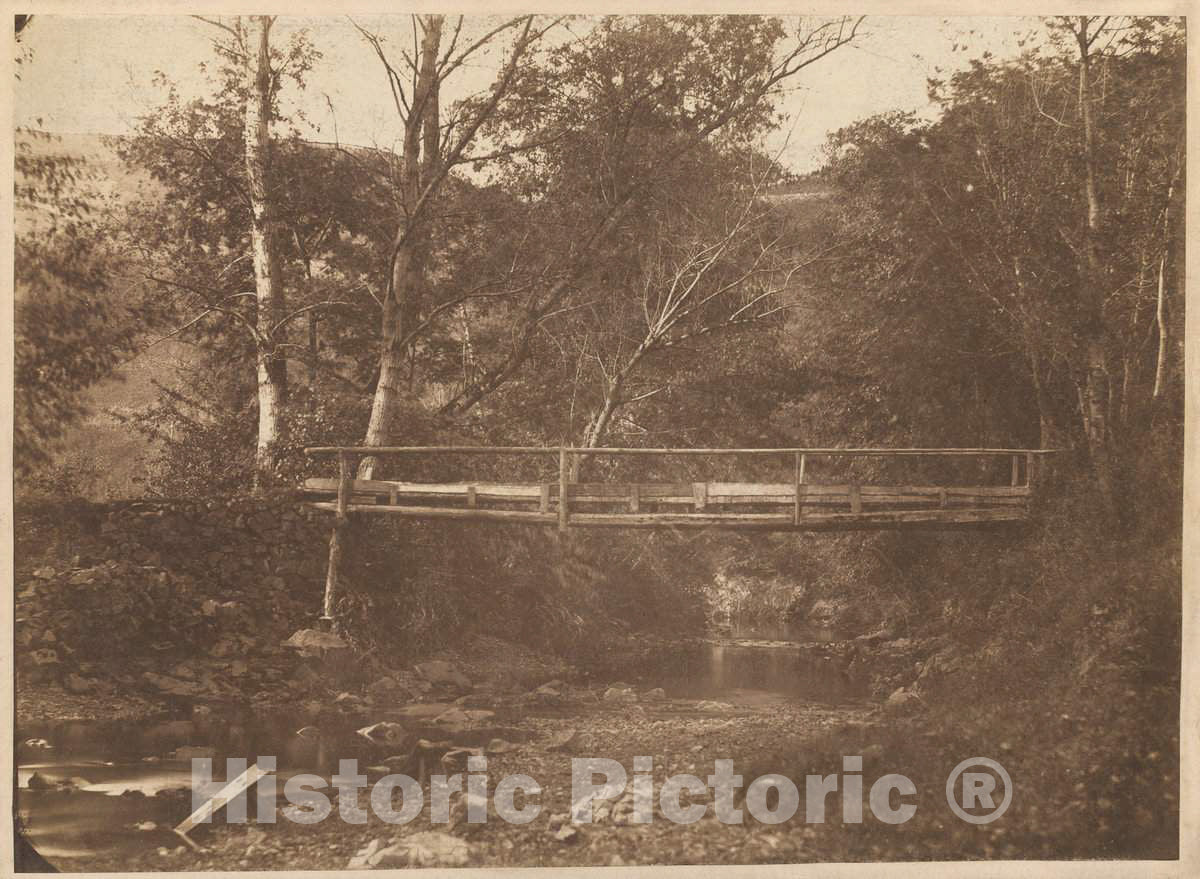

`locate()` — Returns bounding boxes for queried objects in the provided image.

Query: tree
[800,17,1183,506]
[121,17,383,487]
[14,130,138,474]
[435,15,864,425]
[352,14,549,477]
[542,148,834,467]
[242,15,289,478]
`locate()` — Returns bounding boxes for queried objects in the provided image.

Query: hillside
[15,130,194,498]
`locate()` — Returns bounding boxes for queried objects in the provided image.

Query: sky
[13,14,1045,173]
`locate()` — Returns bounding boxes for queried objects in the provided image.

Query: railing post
[322,450,353,624]
[1011,453,1020,487]
[794,452,806,525]
[558,446,569,532]
[1026,451,1035,489]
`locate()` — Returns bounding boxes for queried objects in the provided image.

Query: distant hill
[16,130,189,498]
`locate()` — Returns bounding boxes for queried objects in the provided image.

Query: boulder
[347,838,385,870]
[143,672,205,696]
[173,745,217,759]
[453,692,494,708]
[440,747,484,773]
[283,629,349,655]
[643,687,667,700]
[31,648,61,666]
[885,687,917,711]
[433,707,471,726]
[64,673,94,694]
[366,676,410,703]
[357,722,408,747]
[485,738,519,754]
[414,661,472,692]
[545,727,578,751]
[603,686,637,704]
[374,831,470,868]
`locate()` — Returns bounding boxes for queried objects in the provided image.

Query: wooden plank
[555,483,694,498]
[694,482,708,512]
[304,478,543,500]
[307,503,1027,530]
[306,445,559,456]
[304,478,1033,501]
[565,447,1056,457]
[559,447,569,532]
[945,495,1028,507]
[945,485,1032,497]
[568,508,1027,528]
[702,483,1031,498]
[311,503,556,524]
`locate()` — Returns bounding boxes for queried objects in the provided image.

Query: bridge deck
[302,446,1050,532]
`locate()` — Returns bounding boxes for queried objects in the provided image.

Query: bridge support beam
[558,447,569,532]
[321,450,353,625]
[794,452,806,525]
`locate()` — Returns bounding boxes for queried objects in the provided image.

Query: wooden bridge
[303,446,1053,532]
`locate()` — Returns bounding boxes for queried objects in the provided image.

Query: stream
[16,617,865,869]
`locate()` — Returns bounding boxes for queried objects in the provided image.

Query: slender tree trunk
[1029,356,1057,450]
[574,384,622,481]
[1075,17,1115,507]
[1153,254,1168,399]
[245,15,287,483]
[308,312,319,389]
[360,15,443,479]
[1152,171,1179,402]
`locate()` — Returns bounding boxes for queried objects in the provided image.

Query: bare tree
[353,14,550,478]
[566,180,833,464]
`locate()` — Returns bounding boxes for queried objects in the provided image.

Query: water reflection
[652,616,863,706]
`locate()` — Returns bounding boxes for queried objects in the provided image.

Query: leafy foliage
[14,132,140,472]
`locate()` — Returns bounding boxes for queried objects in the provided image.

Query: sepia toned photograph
[8,8,1189,873]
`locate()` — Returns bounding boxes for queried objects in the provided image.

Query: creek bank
[22,678,880,871]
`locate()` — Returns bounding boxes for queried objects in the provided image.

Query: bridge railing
[303,446,1055,530]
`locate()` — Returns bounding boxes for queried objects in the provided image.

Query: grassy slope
[16,130,197,498]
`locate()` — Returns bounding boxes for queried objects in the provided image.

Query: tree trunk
[1153,254,1168,399]
[360,15,443,479]
[245,15,287,484]
[1075,17,1115,508]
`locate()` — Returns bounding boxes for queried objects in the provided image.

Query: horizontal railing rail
[305,446,1056,457]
